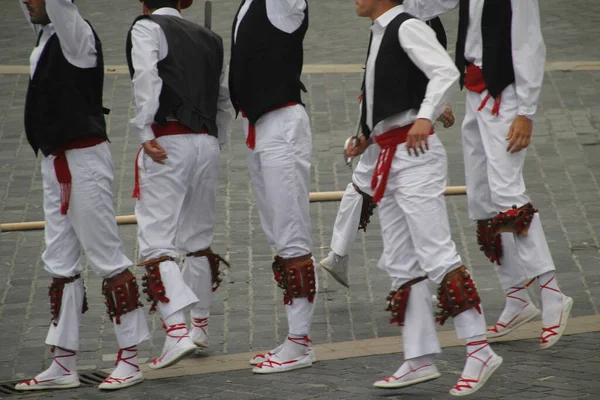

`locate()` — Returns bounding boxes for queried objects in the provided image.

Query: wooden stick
[0,186,467,232]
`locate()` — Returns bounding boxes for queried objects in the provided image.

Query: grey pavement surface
[1,0,600,399]
[7,333,600,400]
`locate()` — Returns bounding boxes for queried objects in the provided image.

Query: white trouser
[41,142,149,350]
[462,84,555,289]
[136,134,221,319]
[377,135,486,341]
[402,280,441,359]
[330,144,378,256]
[245,105,317,336]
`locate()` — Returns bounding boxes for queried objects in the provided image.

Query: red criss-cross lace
[100,346,139,385]
[257,359,299,369]
[192,318,208,335]
[452,340,493,393]
[287,335,311,348]
[382,361,434,383]
[19,348,76,386]
[151,324,190,365]
[540,276,565,344]
[488,279,535,333]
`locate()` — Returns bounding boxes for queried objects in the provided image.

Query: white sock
[270,334,311,361]
[390,355,436,378]
[36,348,77,380]
[109,346,140,379]
[538,271,564,326]
[164,309,185,327]
[497,279,535,322]
[461,336,494,379]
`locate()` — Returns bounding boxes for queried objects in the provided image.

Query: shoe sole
[449,356,503,397]
[252,361,313,374]
[487,308,541,340]
[373,372,441,389]
[320,264,349,288]
[148,345,197,370]
[540,297,573,350]
[193,340,209,349]
[98,376,145,391]
[250,352,317,366]
[15,382,81,391]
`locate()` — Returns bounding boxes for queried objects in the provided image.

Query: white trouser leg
[330,183,363,256]
[182,257,213,319]
[385,135,463,285]
[176,135,221,319]
[454,307,488,339]
[136,135,221,318]
[246,106,316,337]
[45,278,85,351]
[473,86,556,282]
[402,281,441,359]
[330,144,379,255]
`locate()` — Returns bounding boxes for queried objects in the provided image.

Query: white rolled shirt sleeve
[511,0,546,121]
[398,19,460,123]
[129,20,164,144]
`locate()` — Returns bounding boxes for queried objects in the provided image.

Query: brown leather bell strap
[187,247,230,292]
[386,276,427,326]
[272,253,316,305]
[436,266,481,326]
[138,256,174,313]
[49,274,88,324]
[353,183,377,232]
[102,269,143,324]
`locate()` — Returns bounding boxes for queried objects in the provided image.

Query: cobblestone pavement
[1,0,600,398]
[8,332,600,400]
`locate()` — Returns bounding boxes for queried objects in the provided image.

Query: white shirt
[234,0,307,42]
[407,0,546,120]
[365,5,459,136]
[20,0,97,77]
[129,8,232,146]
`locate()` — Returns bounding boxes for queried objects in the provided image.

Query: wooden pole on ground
[0,186,467,232]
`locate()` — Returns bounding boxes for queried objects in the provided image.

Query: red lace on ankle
[151,324,190,365]
[381,361,434,383]
[540,276,565,344]
[488,278,535,333]
[192,318,208,335]
[101,346,139,385]
[452,340,493,393]
[18,347,76,386]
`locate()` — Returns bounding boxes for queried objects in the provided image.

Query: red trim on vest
[51,137,106,214]
[371,125,434,203]
[465,64,501,116]
[241,102,299,150]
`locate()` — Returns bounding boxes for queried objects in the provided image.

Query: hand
[143,139,168,165]
[406,118,433,156]
[436,106,455,128]
[506,115,532,153]
[345,135,369,160]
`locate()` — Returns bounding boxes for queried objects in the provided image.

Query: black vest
[24,23,108,157]
[455,0,514,97]
[126,15,224,138]
[229,0,308,125]
[427,17,448,50]
[360,13,430,137]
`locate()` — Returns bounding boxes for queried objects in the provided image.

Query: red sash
[132,122,207,200]
[51,136,106,215]
[241,102,299,150]
[465,64,502,116]
[371,126,434,203]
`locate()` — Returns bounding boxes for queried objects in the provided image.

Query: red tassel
[132,148,143,200]
[53,153,72,215]
[246,124,256,150]
[491,95,502,116]
[371,146,397,203]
